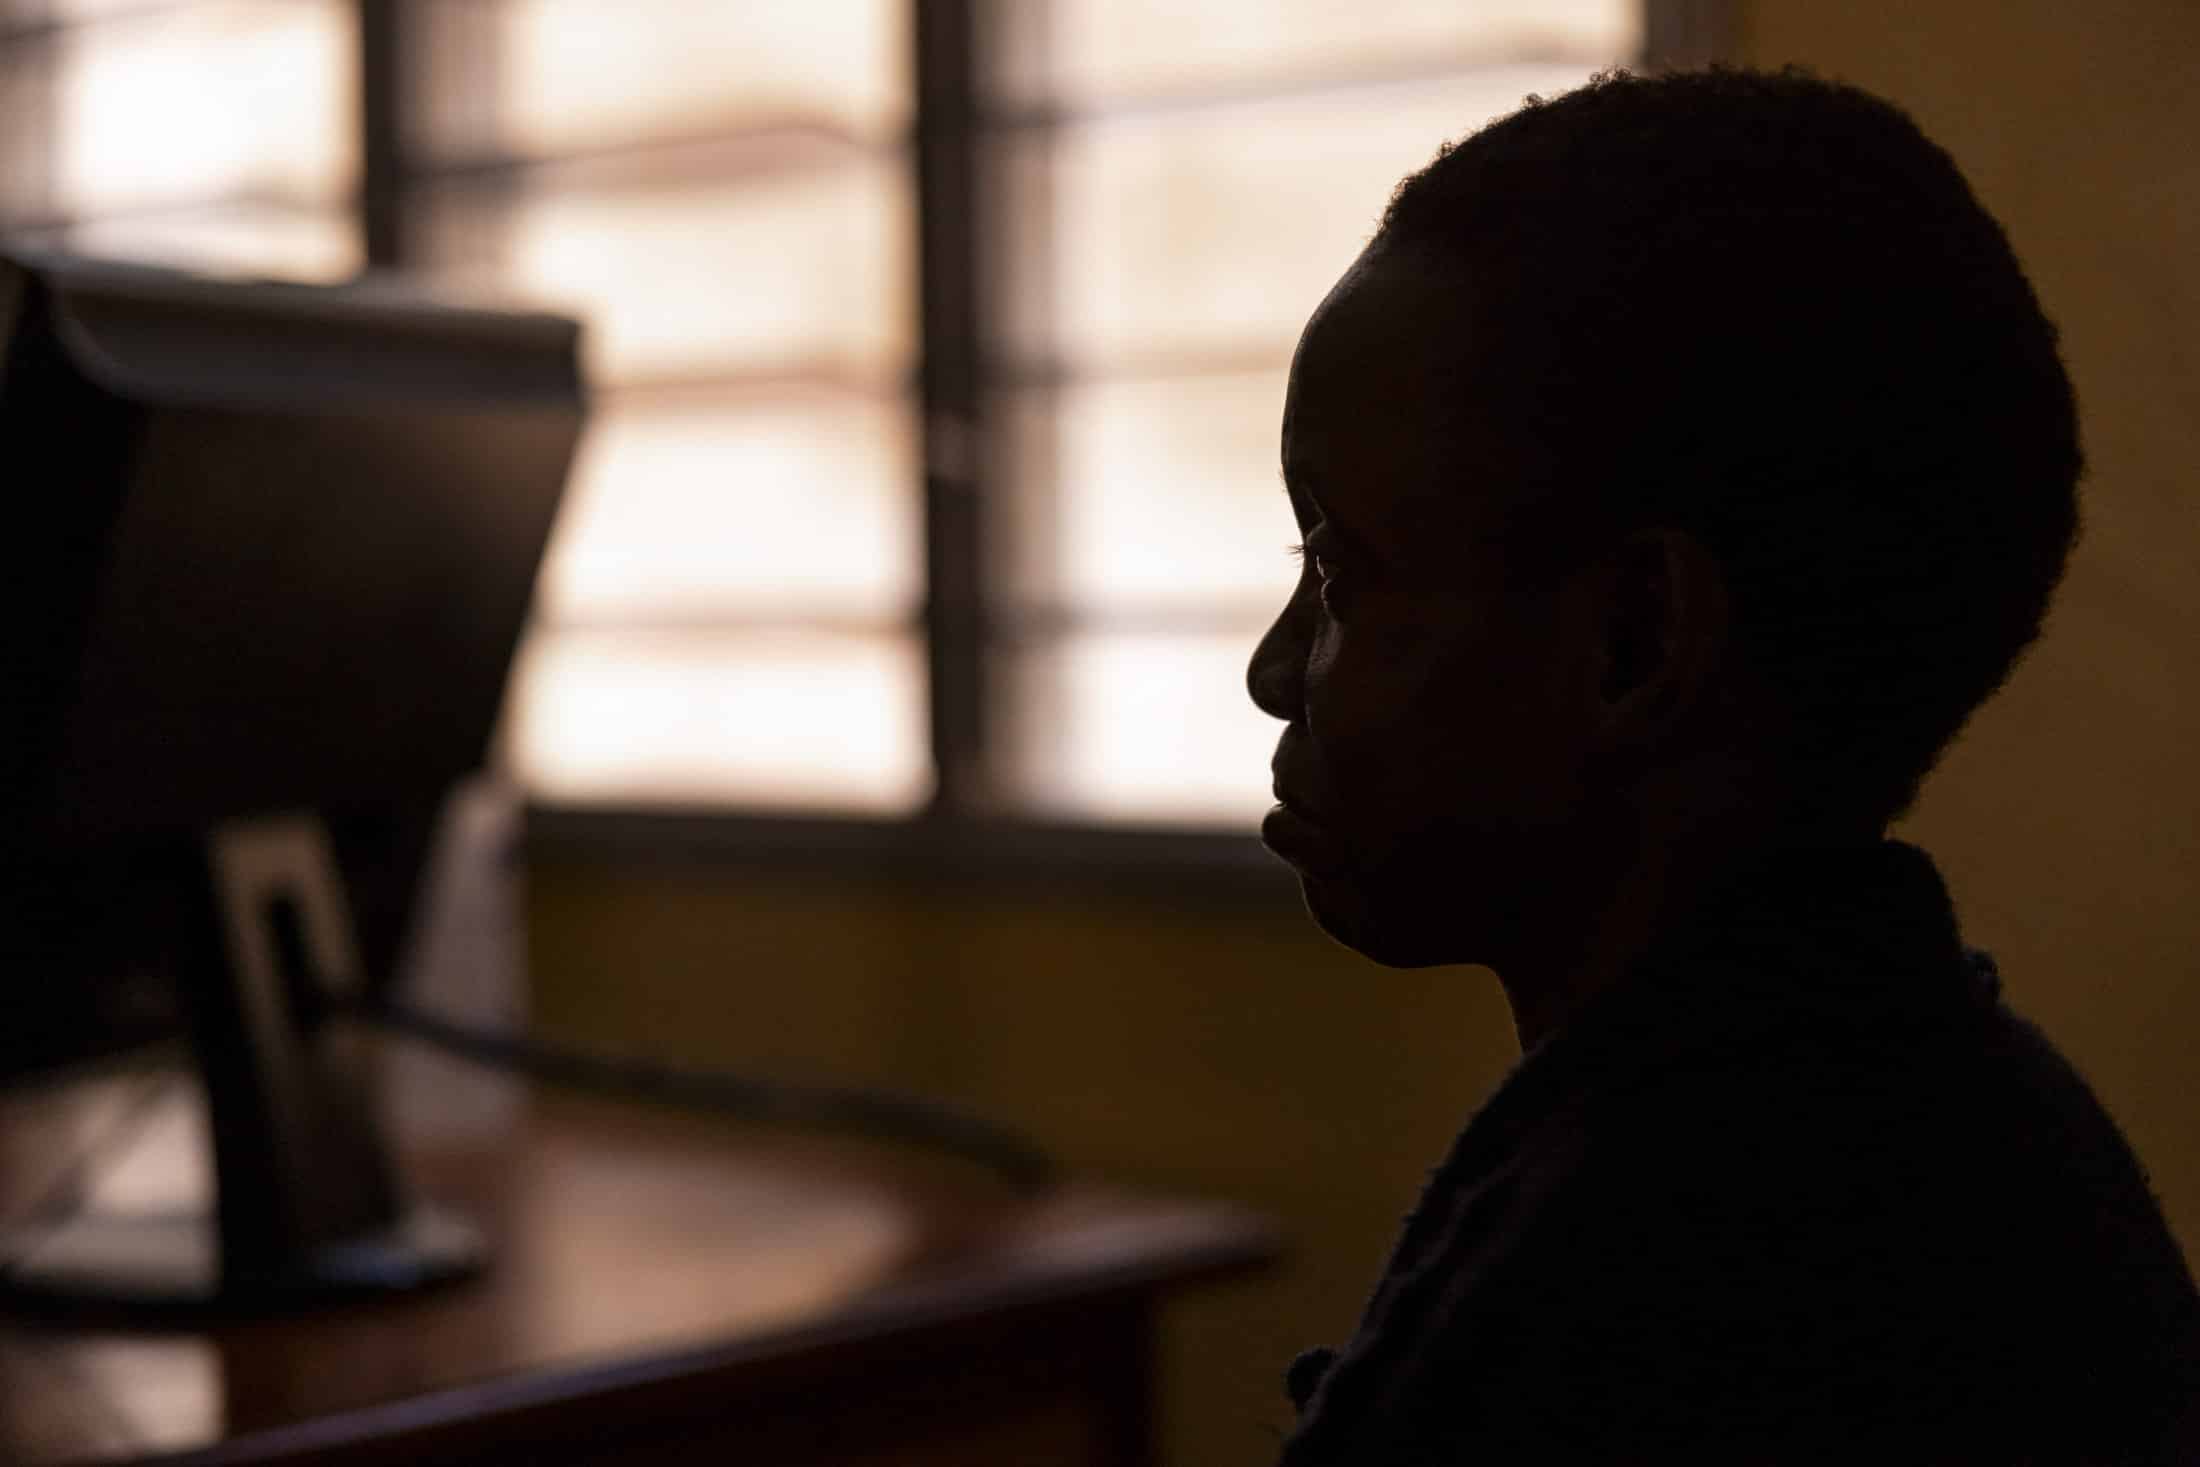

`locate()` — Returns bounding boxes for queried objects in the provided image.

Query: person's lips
[1261,793,1348,877]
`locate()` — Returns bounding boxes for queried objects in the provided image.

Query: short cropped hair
[1378,66,2081,821]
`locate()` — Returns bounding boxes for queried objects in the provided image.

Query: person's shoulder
[1582,991,2150,1210]
[1562,987,2196,1355]
[1298,988,2198,1464]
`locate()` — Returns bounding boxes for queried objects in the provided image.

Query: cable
[344,994,1059,1193]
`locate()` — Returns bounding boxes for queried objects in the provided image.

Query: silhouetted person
[1247,67,2198,1464]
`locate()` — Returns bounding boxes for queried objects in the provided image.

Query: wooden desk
[0,1087,1279,1466]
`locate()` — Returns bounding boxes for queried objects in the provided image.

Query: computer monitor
[0,250,584,1316]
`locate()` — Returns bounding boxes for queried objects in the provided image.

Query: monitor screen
[0,251,584,1085]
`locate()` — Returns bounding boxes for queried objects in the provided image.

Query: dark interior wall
[1745,0,2200,1253]
[527,5,2199,1461]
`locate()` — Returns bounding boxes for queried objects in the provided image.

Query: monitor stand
[0,813,485,1322]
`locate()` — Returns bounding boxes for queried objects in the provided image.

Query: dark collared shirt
[1278,842,2198,1464]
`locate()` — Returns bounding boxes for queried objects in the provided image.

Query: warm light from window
[62,202,360,280]
[49,0,356,216]
[992,66,1612,370]
[506,629,931,813]
[984,0,1640,105]
[539,394,921,624]
[413,0,910,162]
[423,162,913,384]
[993,369,1296,617]
[414,1,925,814]
[999,632,1280,825]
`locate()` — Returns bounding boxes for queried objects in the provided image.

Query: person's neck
[1495,791,1887,1054]
[1498,846,1668,1054]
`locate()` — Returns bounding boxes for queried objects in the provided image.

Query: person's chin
[1278,847,1458,970]
[1306,882,1458,968]
[1265,821,1474,970]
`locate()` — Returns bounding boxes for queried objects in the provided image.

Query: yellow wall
[1745,0,2200,1250]
[529,5,2199,1462]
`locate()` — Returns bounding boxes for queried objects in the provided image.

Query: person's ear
[1590,527,1730,758]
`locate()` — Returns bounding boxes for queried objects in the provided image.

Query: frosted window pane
[995,371,1298,615]
[418,162,913,383]
[0,1,206,24]
[1000,632,1277,826]
[25,0,355,217]
[539,392,920,623]
[412,0,910,161]
[61,205,360,280]
[990,64,1605,368]
[984,0,1638,105]
[506,628,930,812]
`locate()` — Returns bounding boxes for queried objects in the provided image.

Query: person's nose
[1247,598,1308,723]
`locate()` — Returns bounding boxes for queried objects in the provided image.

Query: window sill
[523,804,1304,909]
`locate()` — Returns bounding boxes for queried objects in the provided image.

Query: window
[0,0,1642,834]
[400,0,927,814]
[0,0,359,279]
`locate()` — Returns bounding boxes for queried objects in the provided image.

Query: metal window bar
[358,0,403,269]
[911,0,989,818]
